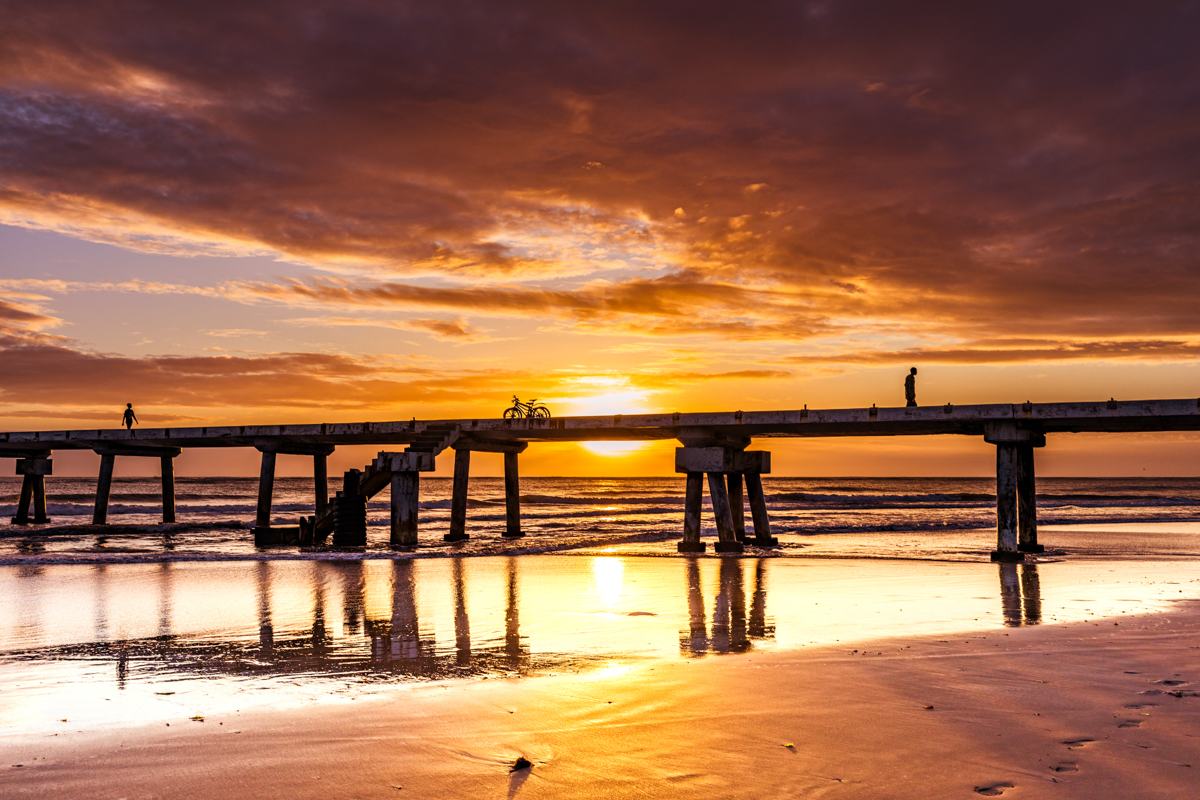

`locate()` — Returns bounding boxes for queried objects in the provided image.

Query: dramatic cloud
[2,0,1200,436]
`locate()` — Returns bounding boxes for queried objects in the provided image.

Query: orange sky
[2,1,1200,477]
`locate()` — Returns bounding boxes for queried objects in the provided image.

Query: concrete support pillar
[390,471,419,547]
[446,448,470,542]
[13,457,52,524]
[93,454,116,525]
[31,475,48,523]
[678,472,706,553]
[726,473,746,542]
[991,443,1021,562]
[744,473,778,547]
[12,475,34,525]
[160,455,176,524]
[255,450,276,529]
[1016,445,1042,553]
[707,472,744,553]
[314,453,329,514]
[503,451,523,538]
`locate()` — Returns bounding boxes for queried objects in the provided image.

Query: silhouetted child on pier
[905,368,918,407]
[123,403,138,430]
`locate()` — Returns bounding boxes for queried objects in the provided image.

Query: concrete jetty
[4,397,1200,560]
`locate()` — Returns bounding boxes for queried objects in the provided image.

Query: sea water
[4,476,1200,734]
[5,476,1200,560]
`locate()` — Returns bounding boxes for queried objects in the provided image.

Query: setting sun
[580,441,650,456]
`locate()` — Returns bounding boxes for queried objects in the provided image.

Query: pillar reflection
[712,558,749,653]
[681,558,767,656]
[748,560,775,640]
[257,561,273,659]
[680,558,708,656]
[998,562,1042,626]
[335,561,365,635]
[157,562,173,639]
[311,562,329,658]
[504,557,527,668]
[93,564,109,643]
[1020,564,1042,624]
[388,560,423,662]
[453,558,471,666]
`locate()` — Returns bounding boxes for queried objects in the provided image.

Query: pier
[5,397,1200,561]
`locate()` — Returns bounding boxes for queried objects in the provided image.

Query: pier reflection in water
[680,558,774,656]
[0,555,1194,734]
[998,562,1042,626]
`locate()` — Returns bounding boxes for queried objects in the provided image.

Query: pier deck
[2,398,1200,453]
[3,397,1200,560]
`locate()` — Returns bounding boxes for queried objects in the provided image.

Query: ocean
[4,475,1200,734]
[5,476,1200,561]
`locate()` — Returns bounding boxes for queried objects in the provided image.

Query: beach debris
[189,715,205,722]
[782,743,794,748]
[510,756,533,772]
[155,691,175,696]
[923,705,935,710]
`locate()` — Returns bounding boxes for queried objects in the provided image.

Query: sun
[580,441,650,456]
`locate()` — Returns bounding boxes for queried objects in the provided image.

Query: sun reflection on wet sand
[1,556,1199,733]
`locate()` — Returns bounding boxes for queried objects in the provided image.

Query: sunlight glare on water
[2,555,1200,735]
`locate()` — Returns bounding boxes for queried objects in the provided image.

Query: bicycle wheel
[503,407,523,419]
[532,406,551,418]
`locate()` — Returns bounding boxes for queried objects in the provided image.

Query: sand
[2,597,1197,798]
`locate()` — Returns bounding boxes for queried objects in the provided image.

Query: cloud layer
[3,0,1200,429]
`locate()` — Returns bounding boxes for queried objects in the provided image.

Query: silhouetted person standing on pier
[905,368,918,407]
[123,403,138,430]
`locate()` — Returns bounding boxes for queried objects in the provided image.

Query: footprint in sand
[974,782,1015,796]
[1061,738,1095,749]
[1125,703,1156,710]
[1118,719,1142,728]
[1050,762,1079,773]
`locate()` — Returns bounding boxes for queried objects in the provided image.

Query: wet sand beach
[1,589,1198,798]
[2,542,1200,798]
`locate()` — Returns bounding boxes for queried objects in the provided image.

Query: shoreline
[5,519,1200,565]
[3,592,1198,798]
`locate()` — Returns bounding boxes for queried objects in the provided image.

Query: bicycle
[504,396,551,419]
